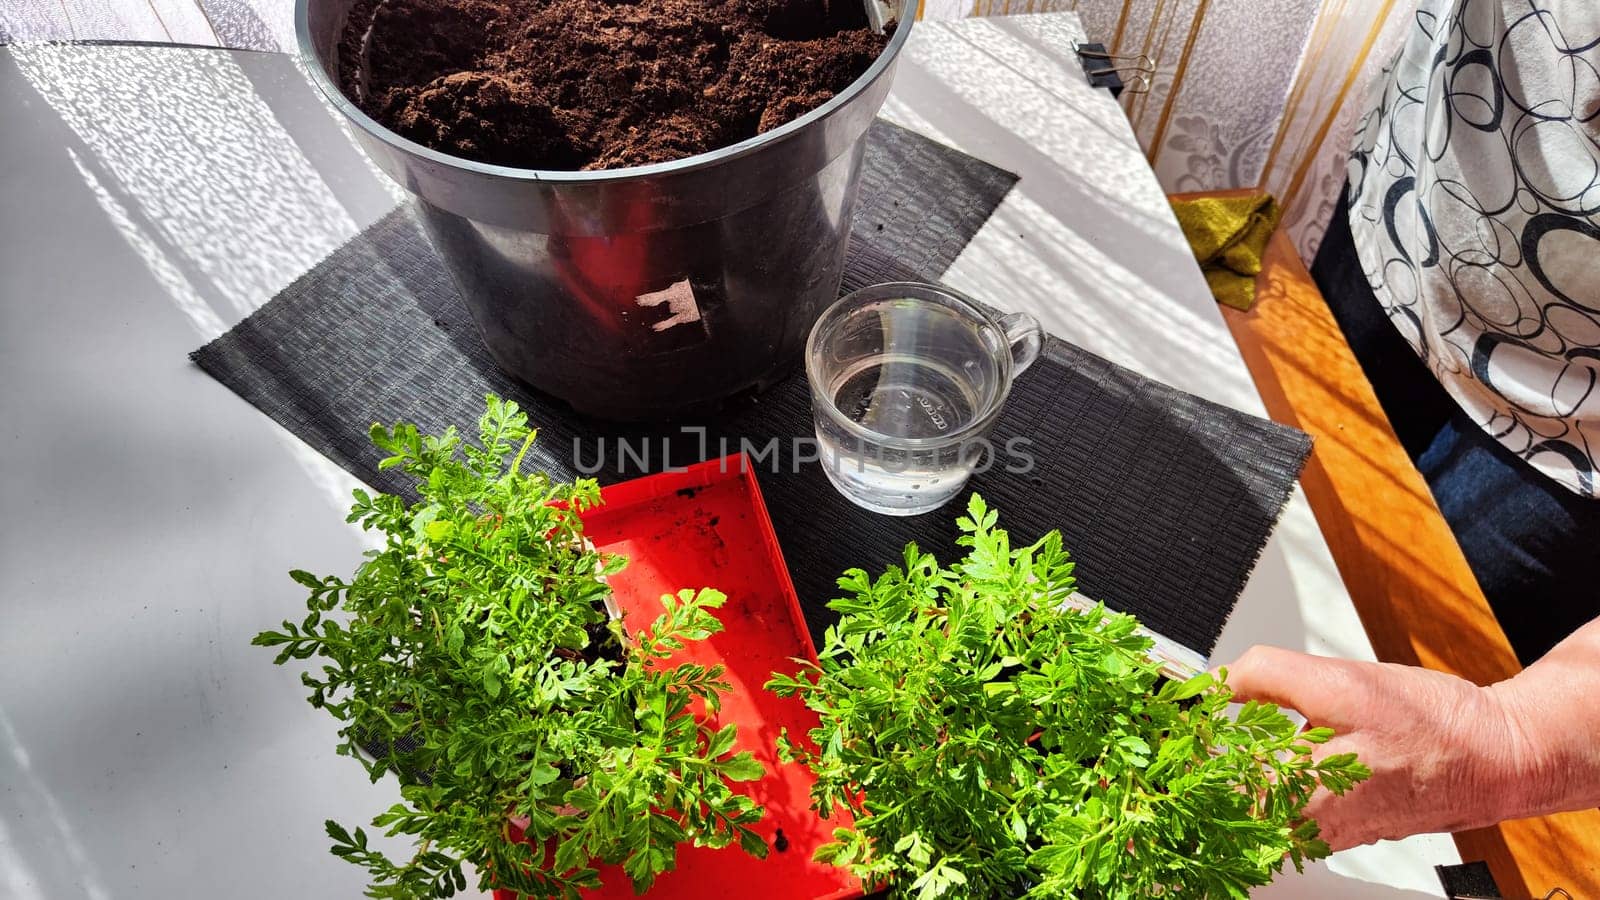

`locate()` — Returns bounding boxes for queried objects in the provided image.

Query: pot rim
[294,0,916,184]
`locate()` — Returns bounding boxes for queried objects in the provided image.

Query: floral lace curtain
[931,0,1412,264]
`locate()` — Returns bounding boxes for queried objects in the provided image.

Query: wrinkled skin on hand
[1222,640,1600,850]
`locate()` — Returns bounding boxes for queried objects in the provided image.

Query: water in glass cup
[818,355,983,513]
[807,283,1042,516]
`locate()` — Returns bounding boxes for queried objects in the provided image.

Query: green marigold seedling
[768,495,1368,900]
[256,396,766,899]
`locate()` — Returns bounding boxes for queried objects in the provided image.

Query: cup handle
[998,311,1043,376]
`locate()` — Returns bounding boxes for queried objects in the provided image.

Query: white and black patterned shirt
[1349,0,1600,498]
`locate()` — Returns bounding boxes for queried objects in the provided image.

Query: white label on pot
[635,279,703,333]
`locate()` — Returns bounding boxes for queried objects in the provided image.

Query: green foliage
[255,396,765,899]
[768,495,1368,899]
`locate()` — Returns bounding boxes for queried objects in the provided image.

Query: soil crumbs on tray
[341,0,891,170]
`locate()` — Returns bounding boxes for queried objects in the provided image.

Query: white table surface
[0,13,1456,899]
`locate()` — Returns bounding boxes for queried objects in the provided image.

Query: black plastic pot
[297,0,915,420]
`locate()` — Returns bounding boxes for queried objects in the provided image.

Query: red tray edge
[492,455,851,900]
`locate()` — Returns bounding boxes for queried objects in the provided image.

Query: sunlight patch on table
[0,706,112,900]
[12,45,357,318]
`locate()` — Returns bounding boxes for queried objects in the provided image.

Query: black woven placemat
[195,121,1309,655]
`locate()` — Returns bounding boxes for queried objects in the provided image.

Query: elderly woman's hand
[1221,645,1536,850]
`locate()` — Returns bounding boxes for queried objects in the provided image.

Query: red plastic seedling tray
[493,454,859,900]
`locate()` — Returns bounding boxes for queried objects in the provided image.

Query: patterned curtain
[930,0,1416,264]
[1258,3,1415,262]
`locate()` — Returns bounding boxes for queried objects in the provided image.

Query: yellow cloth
[1169,194,1282,311]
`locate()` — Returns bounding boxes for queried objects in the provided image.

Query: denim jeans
[1311,190,1600,666]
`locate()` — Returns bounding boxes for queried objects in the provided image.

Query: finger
[1303,732,1354,764]
[1220,645,1363,730]
[1302,735,1375,852]
[1303,791,1365,852]
[1220,645,1307,707]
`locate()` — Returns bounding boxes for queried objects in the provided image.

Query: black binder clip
[1434,861,1502,898]
[1075,43,1154,99]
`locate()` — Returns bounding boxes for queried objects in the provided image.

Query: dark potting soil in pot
[340,0,892,170]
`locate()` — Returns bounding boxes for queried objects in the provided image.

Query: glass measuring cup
[805,282,1043,515]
